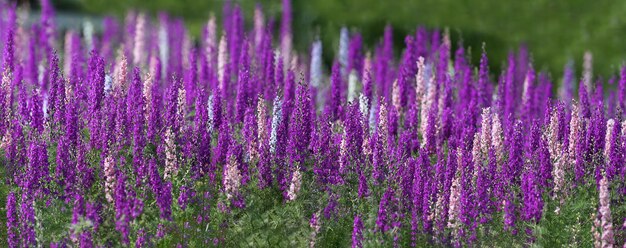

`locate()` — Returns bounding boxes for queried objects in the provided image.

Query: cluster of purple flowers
[1,0,626,247]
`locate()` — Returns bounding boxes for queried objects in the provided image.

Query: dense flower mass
[1,0,626,247]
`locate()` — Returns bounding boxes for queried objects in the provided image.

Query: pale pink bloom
[472,132,482,180]
[433,187,445,235]
[2,70,11,119]
[447,169,462,244]
[254,6,265,49]
[257,96,268,147]
[391,79,401,112]
[182,30,191,70]
[163,128,178,181]
[552,156,565,214]
[599,175,614,248]
[547,109,564,162]
[177,88,186,124]
[281,33,292,74]
[339,130,348,175]
[594,211,602,248]
[290,53,301,73]
[522,69,532,105]
[104,155,116,204]
[443,28,451,48]
[143,73,153,111]
[621,120,626,143]
[287,165,302,202]
[605,119,615,162]
[378,100,389,149]
[309,211,322,248]
[133,13,146,67]
[63,31,74,76]
[224,155,242,200]
[64,78,74,102]
[421,70,437,136]
[217,35,228,89]
[113,52,129,91]
[415,56,426,106]
[479,107,492,158]
[1,70,10,92]
[491,113,505,166]
[471,131,481,162]
[0,134,12,155]
[205,15,217,74]
[568,102,583,165]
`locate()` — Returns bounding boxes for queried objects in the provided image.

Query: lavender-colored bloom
[56,136,74,198]
[503,191,517,234]
[2,5,15,73]
[620,66,626,112]
[348,33,363,78]
[115,169,130,244]
[459,151,476,242]
[327,61,342,120]
[287,82,312,165]
[376,187,393,233]
[30,90,44,134]
[158,182,173,220]
[40,0,56,53]
[351,215,364,248]
[605,119,622,181]
[127,67,146,181]
[363,70,373,107]
[505,121,524,187]
[376,25,393,100]
[229,5,244,79]
[475,150,494,224]
[344,102,364,166]
[235,40,251,123]
[560,60,575,107]
[312,115,340,186]
[213,120,231,176]
[521,128,543,224]
[148,57,163,143]
[284,71,296,109]
[6,191,18,248]
[18,81,30,126]
[323,194,338,219]
[135,229,146,248]
[178,185,191,211]
[79,230,93,248]
[184,47,198,108]
[86,201,101,232]
[20,192,37,247]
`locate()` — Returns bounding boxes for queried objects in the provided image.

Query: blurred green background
[33,0,626,78]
